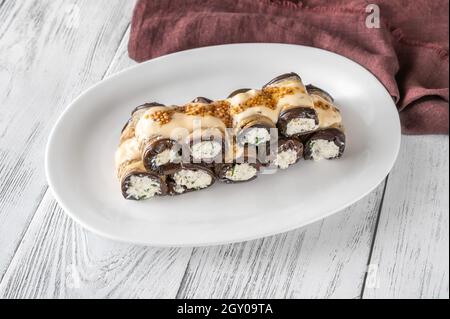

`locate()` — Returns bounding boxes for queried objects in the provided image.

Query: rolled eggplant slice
[215,147,261,183]
[304,128,346,161]
[263,72,302,88]
[274,137,304,169]
[306,84,334,103]
[186,127,225,163]
[120,161,167,200]
[215,162,260,183]
[227,88,252,99]
[189,134,225,164]
[310,95,342,129]
[142,137,182,174]
[191,97,213,104]
[235,114,276,146]
[121,102,165,142]
[278,107,319,136]
[237,125,273,147]
[131,102,166,115]
[168,164,216,195]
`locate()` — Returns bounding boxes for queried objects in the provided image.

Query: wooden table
[0,1,448,299]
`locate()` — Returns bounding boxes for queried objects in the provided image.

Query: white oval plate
[46,43,400,247]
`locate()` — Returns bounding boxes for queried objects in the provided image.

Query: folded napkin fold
[128,0,449,134]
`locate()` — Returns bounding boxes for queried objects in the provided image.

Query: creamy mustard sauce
[310,95,342,129]
[228,79,314,127]
[119,76,343,171]
[135,108,227,142]
[115,137,140,170]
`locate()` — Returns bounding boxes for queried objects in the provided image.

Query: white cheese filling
[191,141,222,160]
[173,184,186,194]
[241,128,271,145]
[126,175,161,200]
[310,139,340,161]
[225,163,257,181]
[153,149,181,167]
[286,118,318,136]
[274,150,298,169]
[173,169,212,190]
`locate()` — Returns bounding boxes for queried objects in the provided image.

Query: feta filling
[225,163,257,181]
[153,149,181,167]
[173,184,186,194]
[241,128,271,145]
[173,169,212,190]
[286,118,318,136]
[274,150,298,169]
[310,139,340,161]
[126,175,161,200]
[191,141,222,160]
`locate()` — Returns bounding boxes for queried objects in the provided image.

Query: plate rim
[45,43,401,247]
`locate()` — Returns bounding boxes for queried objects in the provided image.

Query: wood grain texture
[0,192,192,299]
[0,16,388,298]
[0,25,193,299]
[0,0,136,280]
[363,136,449,299]
[176,183,385,299]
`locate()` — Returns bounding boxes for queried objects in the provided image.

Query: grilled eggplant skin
[121,169,167,200]
[142,138,182,175]
[277,107,319,137]
[304,128,346,160]
[306,84,334,103]
[263,72,302,88]
[167,163,216,196]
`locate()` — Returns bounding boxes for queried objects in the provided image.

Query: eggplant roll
[304,128,346,161]
[306,84,334,103]
[227,88,252,99]
[187,128,225,163]
[167,164,216,195]
[263,72,303,88]
[310,95,342,129]
[115,138,167,200]
[235,114,276,146]
[227,88,277,146]
[273,137,304,169]
[277,107,319,137]
[215,162,260,183]
[215,147,261,183]
[121,161,167,200]
[142,137,182,175]
[191,97,213,104]
[121,102,165,143]
[277,93,342,137]
[263,73,320,137]
[115,72,347,200]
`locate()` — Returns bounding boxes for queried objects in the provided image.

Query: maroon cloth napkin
[128,0,449,134]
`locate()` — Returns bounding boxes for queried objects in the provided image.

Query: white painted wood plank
[176,183,385,299]
[0,0,135,280]
[0,26,193,299]
[0,192,192,299]
[363,136,449,299]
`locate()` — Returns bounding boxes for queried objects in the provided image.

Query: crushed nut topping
[145,110,174,125]
[230,86,302,115]
[211,101,232,127]
[264,86,304,99]
[230,91,276,115]
[143,87,304,127]
[314,100,331,110]
[177,101,232,127]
